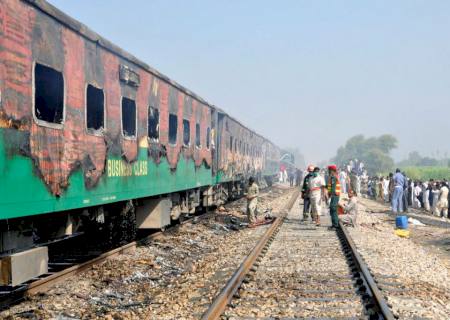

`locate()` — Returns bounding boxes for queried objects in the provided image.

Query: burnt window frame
[85,83,106,136]
[195,123,201,148]
[120,96,137,140]
[206,127,211,150]
[32,61,66,129]
[182,118,190,147]
[168,113,178,146]
[147,106,160,142]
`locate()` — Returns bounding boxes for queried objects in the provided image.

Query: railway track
[202,199,395,320]
[0,186,287,312]
[0,222,173,310]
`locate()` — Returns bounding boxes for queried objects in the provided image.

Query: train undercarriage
[0,177,272,286]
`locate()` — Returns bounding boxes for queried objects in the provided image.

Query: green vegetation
[396,151,450,180]
[332,134,398,175]
[400,166,450,181]
[397,151,450,168]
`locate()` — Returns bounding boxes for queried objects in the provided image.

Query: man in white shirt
[436,182,449,218]
[413,182,422,208]
[339,170,347,194]
[309,167,326,226]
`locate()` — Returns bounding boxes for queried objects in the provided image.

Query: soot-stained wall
[218,114,269,179]
[0,0,212,196]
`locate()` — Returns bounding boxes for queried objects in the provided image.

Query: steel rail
[1,187,284,309]
[0,212,207,309]
[23,209,216,295]
[338,221,395,320]
[201,189,300,320]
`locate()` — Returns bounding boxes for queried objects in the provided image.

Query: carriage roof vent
[119,64,140,87]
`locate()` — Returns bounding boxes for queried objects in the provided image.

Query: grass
[400,166,450,181]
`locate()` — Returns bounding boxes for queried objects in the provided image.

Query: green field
[400,166,450,181]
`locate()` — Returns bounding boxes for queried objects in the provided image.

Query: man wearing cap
[301,165,315,221]
[327,165,341,230]
[308,167,326,226]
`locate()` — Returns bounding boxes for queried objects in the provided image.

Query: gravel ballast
[1,187,293,320]
[349,197,450,319]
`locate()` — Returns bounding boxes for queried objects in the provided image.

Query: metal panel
[0,246,48,286]
[136,198,171,229]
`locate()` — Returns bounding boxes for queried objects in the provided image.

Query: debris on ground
[0,187,293,320]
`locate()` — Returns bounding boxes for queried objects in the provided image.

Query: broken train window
[34,63,64,125]
[86,84,104,133]
[121,97,136,138]
[148,106,159,141]
[206,127,211,149]
[169,113,178,145]
[195,123,201,147]
[183,119,190,146]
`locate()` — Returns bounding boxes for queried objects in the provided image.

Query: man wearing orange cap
[327,165,341,230]
[301,165,315,221]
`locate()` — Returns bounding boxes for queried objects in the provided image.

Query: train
[0,0,281,285]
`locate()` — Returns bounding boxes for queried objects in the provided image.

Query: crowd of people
[364,170,449,219]
[300,164,354,230]
[278,166,303,187]
[253,159,450,230]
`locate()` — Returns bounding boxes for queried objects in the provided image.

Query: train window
[169,114,178,145]
[148,106,159,141]
[195,123,201,147]
[34,63,64,125]
[206,127,211,149]
[183,119,190,146]
[86,84,104,133]
[121,97,136,138]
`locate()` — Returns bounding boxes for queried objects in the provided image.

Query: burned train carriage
[0,0,280,284]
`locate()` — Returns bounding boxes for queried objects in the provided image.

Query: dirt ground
[351,197,450,319]
[361,197,450,270]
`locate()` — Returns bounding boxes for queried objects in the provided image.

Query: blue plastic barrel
[395,215,408,229]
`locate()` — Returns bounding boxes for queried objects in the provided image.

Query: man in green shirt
[327,165,341,230]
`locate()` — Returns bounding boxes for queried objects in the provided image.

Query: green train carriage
[0,0,280,285]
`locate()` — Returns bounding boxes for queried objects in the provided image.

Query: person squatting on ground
[327,165,341,229]
[391,169,405,213]
[308,167,326,226]
[301,165,314,220]
[246,177,259,225]
[340,190,359,227]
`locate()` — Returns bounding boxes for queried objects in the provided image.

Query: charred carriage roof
[23,0,276,148]
[24,0,210,105]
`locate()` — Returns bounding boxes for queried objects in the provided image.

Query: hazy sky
[48,0,450,163]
